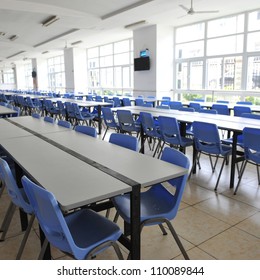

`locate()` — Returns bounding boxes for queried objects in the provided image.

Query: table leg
[130,184,141,260]
[230,131,238,189]
[98,105,102,135]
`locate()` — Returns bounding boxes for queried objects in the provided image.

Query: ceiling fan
[179,0,219,15]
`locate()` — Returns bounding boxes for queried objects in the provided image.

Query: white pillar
[32,58,48,91]
[64,47,88,93]
[133,24,173,99]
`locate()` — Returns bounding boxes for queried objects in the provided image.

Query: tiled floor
[0,135,259,260]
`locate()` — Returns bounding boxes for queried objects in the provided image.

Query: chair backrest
[140,112,160,138]
[179,107,195,112]
[101,107,118,127]
[112,97,121,107]
[95,95,103,102]
[217,100,229,104]
[0,158,32,214]
[241,113,260,120]
[212,104,229,115]
[44,116,54,123]
[192,121,222,154]
[122,97,131,106]
[58,120,71,128]
[109,133,138,151]
[158,147,190,218]
[135,98,144,106]
[234,106,252,117]
[116,110,135,129]
[199,108,217,114]
[194,99,204,102]
[243,127,260,162]
[158,116,182,146]
[189,102,201,111]
[169,101,182,110]
[236,101,253,105]
[156,105,170,109]
[32,113,41,119]
[75,125,97,138]
[21,176,78,257]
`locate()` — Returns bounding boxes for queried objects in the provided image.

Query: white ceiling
[0,0,259,67]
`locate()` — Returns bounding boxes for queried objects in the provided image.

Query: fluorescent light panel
[125,20,146,29]
[9,35,18,41]
[6,51,25,59]
[42,15,59,27]
[71,40,83,46]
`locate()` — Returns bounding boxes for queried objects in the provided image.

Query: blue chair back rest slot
[75,125,97,138]
[109,133,138,151]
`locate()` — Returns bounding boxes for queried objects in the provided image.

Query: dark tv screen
[134,57,150,71]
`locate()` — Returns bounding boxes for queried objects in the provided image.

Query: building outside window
[87,38,133,95]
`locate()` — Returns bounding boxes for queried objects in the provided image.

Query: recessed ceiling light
[42,15,59,27]
[9,35,18,41]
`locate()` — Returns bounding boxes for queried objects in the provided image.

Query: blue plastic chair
[139,112,162,156]
[109,133,138,151]
[169,101,182,110]
[158,116,193,155]
[57,120,71,129]
[44,116,55,123]
[122,98,132,106]
[32,112,41,119]
[156,105,170,109]
[112,147,190,259]
[116,110,141,136]
[236,101,253,105]
[135,98,145,106]
[75,125,97,138]
[72,103,95,127]
[217,100,229,104]
[234,106,252,117]
[199,108,217,114]
[0,158,35,259]
[212,104,230,115]
[101,107,120,140]
[234,127,260,194]
[189,102,201,112]
[112,97,121,107]
[21,176,123,260]
[190,121,232,191]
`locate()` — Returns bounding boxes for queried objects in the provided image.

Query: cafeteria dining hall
[0,0,259,262]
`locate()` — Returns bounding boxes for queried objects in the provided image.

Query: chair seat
[113,185,176,225]
[222,135,244,147]
[66,209,122,254]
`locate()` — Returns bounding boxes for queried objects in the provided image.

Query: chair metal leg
[214,156,227,191]
[38,238,49,260]
[234,160,248,195]
[16,214,35,259]
[159,224,167,235]
[0,202,16,240]
[165,220,189,260]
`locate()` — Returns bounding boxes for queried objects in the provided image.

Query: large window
[175,9,260,101]
[47,55,65,93]
[24,63,33,90]
[87,39,133,95]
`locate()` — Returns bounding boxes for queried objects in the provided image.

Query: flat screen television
[134,57,150,71]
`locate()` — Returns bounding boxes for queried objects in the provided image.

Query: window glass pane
[88,58,99,68]
[89,69,100,87]
[208,14,244,38]
[122,67,130,88]
[100,55,113,67]
[100,68,113,87]
[207,35,243,56]
[223,57,242,90]
[100,44,113,56]
[175,41,204,59]
[114,40,129,53]
[248,10,260,31]
[247,56,260,90]
[206,58,223,89]
[176,62,188,89]
[114,53,130,65]
[88,47,99,58]
[190,61,203,89]
[247,31,260,52]
[114,67,122,88]
[176,23,205,43]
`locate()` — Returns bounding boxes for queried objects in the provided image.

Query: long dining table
[0,116,188,260]
[112,106,260,189]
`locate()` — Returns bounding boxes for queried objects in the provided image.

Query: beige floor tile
[198,227,260,260]
[174,246,216,260]
[173,206,231,245]
[235,212,260,238]
[194,194,258,225]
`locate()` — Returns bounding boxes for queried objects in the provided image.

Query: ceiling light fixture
[0,32,6,36]
[9,35,18,41]
[42,15,59,27]
[125,20,147,29]
[101,0,154,20]
[41,51,49,54]
[71,40,83,46]
[6,51,25,59]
